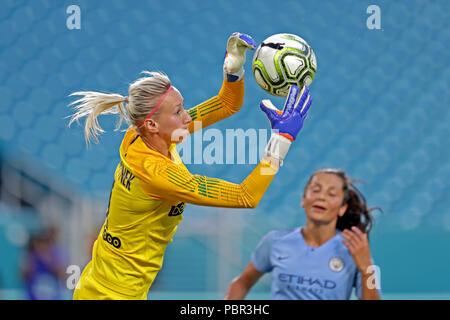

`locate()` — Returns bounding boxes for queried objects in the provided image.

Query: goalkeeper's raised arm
[136,84,312,209]
[187,32,256,134]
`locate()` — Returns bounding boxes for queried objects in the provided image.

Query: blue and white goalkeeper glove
[224,32,256,82]
[260,85,312,164]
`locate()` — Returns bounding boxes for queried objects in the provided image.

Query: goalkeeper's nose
[184,109,192,124]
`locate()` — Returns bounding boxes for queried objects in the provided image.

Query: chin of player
[305,208,339,226]
[171,128,189,144]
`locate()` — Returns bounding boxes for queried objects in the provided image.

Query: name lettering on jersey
[119,162,135,191]
[168,202,186,216]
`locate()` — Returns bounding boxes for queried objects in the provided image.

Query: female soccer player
[68,33,313,300]
[225,169,381,300]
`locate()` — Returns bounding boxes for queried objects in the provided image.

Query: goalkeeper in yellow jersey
[68,32,313,300]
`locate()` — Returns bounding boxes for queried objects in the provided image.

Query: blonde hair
[68,71,171,145]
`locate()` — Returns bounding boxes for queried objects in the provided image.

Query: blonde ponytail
[68,92,128,145]
[68,71,171,145]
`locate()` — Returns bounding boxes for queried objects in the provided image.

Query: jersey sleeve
[187,79,245,134]
[137,158,278,208]
[251,231,280,273]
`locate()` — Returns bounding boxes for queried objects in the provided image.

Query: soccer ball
[252,33,317,97]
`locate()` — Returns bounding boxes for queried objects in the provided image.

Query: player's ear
[144,119,159,134]
[338,204,348,217]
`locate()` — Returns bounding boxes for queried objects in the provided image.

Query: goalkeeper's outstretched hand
[260,85,312,163]
[224,32,256,82]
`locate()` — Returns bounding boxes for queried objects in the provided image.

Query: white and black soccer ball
[252,33,317,97]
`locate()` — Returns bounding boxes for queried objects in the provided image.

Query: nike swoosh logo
[277,256,289,260]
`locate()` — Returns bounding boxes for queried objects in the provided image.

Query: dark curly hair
[303,169,382,236]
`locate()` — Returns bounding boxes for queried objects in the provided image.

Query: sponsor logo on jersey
[329,257,344,272]
[168,202,186,216]
[102,220,121,248]
[278,273,337,289]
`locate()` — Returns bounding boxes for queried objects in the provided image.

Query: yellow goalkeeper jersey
[73,79,279,299]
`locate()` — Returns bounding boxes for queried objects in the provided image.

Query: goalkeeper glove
[223,32,256,82]
[260,85,312,164]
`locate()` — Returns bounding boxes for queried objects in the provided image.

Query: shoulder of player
[120,144,180,181]
[332,230,357,256]
[333,230,347,245]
